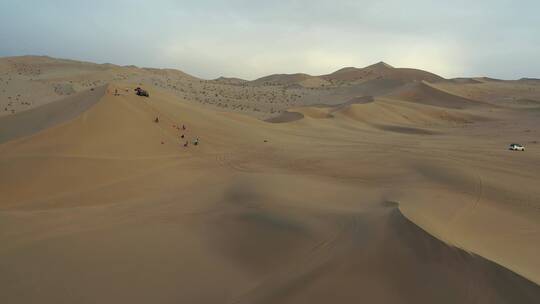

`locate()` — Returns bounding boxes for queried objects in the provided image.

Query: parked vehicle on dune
[135,87,149,97]
[509,143,525,151]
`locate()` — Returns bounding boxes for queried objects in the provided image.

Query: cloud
[1,0,539,79]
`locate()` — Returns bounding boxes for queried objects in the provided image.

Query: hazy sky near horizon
[1,0,539,80]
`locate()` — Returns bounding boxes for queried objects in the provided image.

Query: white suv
[509,143,525,151]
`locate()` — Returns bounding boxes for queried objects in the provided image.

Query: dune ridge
[0,85,107,144]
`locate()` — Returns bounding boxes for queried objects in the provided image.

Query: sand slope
[385,81,486,109]
[0,86,106,143]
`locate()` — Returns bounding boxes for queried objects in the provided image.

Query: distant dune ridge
[321,61,444,83]
[1,56,540,303]
[2,55,538,120]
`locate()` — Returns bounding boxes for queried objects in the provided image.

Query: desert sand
[1,56,540,303]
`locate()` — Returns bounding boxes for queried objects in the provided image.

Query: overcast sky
[1,0,539,80]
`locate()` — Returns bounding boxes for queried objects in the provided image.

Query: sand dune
[232,204,540,304]
[265,111,305,123]
[250,73,332,89]
[269,96,477,132]
[322,62,444,84]
[385,81,485,109]
[0,86,106,143]
[1,56,540,303]
[248,62,442,89]
[212,76,249,85]
[448,77,484,84]
[4,56,536,120]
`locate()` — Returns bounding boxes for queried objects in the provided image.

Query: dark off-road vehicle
[135,87,149,97]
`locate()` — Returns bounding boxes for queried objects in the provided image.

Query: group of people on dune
[155,116,199,147]
[113,86,200,148]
